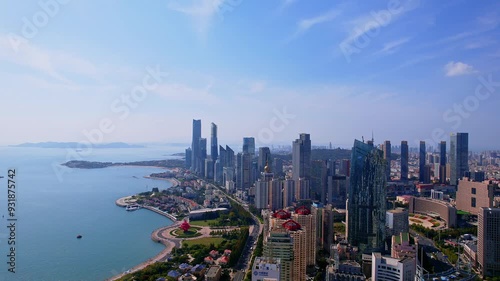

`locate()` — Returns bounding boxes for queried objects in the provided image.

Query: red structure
[272,209,291,219]
[180,219,190,232]
[295,206,311,215]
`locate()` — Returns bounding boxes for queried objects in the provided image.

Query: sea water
[0,146,181,281]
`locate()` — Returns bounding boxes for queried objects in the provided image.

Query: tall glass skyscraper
[292,133,311,181]
[400,141,408,181]
[243,137,255,155]
[383,140,391,180]
[191,119,201,172]
[210,122,218,162]
[439,141,447,184]
[450,133,469,185]
[347,140,386,253]
[419,141,426,183]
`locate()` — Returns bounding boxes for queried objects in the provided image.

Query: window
[471,197,476,208]
[472,187,476,194]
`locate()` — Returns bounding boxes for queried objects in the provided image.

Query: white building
[371,252,415,281]
[252,257,281,281]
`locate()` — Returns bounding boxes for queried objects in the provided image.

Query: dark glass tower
[347,140,386,253]
[439,141,447,184]
[210,122,218,162]
[383,140,391,181]
[450,133,469,185]
[419,141,426,183]
[400,141,408,181]
[191,119,201,173]
[292,133,311,181]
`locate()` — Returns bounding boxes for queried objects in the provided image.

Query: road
[208,183,262,274]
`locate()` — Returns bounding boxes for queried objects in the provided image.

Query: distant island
[11,142,145,149]
[62,159,184,169]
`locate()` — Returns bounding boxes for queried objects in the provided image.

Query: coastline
[143,176,180,187]
[110,190,180,280]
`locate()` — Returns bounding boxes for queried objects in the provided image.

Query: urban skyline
[1,1,500,150]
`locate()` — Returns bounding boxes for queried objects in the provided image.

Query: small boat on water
[126,204,141,211]
[77,235,82,239]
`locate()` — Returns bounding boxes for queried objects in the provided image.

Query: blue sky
[0,0,499,150]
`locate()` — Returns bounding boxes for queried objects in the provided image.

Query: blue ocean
[0,145,182,281]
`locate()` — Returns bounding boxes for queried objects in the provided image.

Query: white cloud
[444,61,477,77]
[167,0,226,35]
[377,37,411,54]
[296,9,341,34]
[340,0,419,47]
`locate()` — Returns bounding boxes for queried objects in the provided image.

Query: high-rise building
[439,141,447,184]
[371,252,415,281]
[185,147,192,169]
[210,123,218,162]
[282,178,295,208]
[386,208,409,236]
[450,133,469,185]
[419,141,426,183]
[295,178,310,201]
[191,119,201,172]
[347,140,386,253]
[283,220,307,281]
[264,232,293,281]
[325,175,348,208]
[205,158,214,179]
[478,207,500,278]
[456,179,495,214]
[226,145,235,167]
[238,152,252,189]
[312,203,334,252]
[251,257,281,281]
[400,141,408,181]
[383,140,391,181]
[219,145,227,167]
[339,159,351,177]
[199,138,207,176]
[292,206,317,267]
[255,164,274,209]
[273,157,284,177]
[243,137,256,155]
[258,147,272,173]
[292,133,311,181]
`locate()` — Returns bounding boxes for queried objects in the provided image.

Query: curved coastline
[109,193,180,281]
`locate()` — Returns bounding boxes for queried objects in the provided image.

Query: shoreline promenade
[108,196,180,281]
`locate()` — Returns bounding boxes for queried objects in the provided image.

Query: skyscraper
[450,133,469,185]
[264,232,294,281]
[383,140,391,181]
[185,147,192,169]
[210,122,218,162]
[243,137,255,155]
[419,141,426,183]
[292,133,311,181]
[478,207,500,277]
[226,145,235,167]
[199,138,207,176]
[439,141,447,184]
[191,119,201,172]
[400,141,408,181]
[219,145,227,168]
[258,147,272,173]
[347,140,386,253]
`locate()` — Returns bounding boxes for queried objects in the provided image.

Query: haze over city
[1,0,500,149]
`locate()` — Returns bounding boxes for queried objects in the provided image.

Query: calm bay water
[0,146,182,281]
